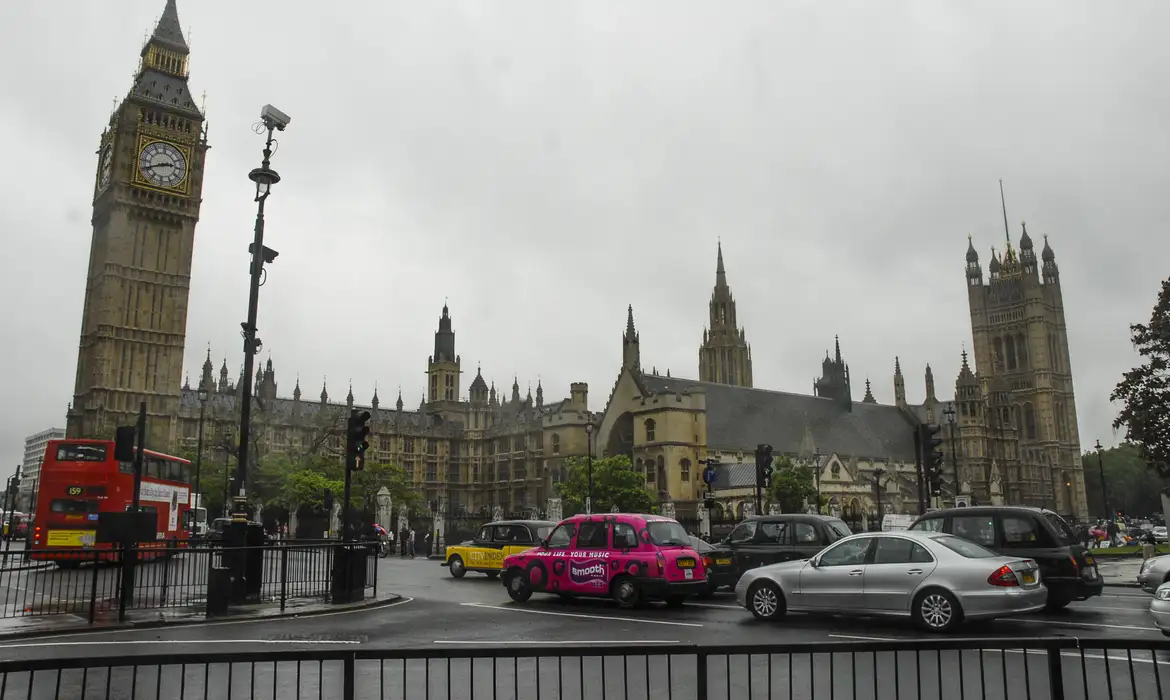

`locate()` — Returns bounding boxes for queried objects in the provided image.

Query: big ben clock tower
[67,0,208,449]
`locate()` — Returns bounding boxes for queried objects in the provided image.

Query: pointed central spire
[834,335,842,364]
[625,304,637,339]
[151,0,188,52]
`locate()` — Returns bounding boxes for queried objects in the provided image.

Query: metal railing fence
[1,636,1167,699]
[0,542,376,622]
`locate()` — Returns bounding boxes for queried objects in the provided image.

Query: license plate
[1085,555,1096,565]
[684,569,694,580]
[715,558,732,565]
[676,558,695,569]
[46,530,96,547]
[1022,572,1036,585]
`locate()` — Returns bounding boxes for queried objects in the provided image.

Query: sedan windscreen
[647,521,690,546]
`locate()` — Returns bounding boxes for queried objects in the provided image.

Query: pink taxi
[501,513,707,609]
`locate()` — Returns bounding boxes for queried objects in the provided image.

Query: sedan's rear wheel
[913,589,961,633]
[448,555,466,578]
[748,581,785,621]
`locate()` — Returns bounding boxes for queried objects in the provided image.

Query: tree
[353,460,422,513]
[1082,442,1168,518]
[555,455,654,515]
[767,456,817,513]
[1112,278,1170,476]
[278,469,344,510]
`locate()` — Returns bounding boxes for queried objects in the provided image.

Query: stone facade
[962,224,1088,518]
[66,0,207,450]
[177,305,595,515]
[595,242,1088,522]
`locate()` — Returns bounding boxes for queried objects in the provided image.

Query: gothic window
[680,458,692,482]
[1024,403,1037,440]
[657,455,666,485]
[831,463,841,480]
[1016,333,1028,368]
[1004,336,1017,370]
[551,433,560,455]
[644,419,656,442]
[636,458,645,477]
[993,337,1004,367]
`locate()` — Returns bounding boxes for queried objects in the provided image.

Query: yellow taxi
[443,520,555,578]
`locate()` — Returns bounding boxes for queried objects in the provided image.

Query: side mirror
[808,557,819,568]
[539,539,549,548]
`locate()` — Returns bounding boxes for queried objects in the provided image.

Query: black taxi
[719,514,853,580]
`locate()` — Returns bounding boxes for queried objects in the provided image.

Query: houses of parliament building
[64,1,1089,520]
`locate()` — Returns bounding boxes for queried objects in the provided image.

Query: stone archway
[605,412,634,459]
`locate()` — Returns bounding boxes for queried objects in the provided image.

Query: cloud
[1,0,1166,476]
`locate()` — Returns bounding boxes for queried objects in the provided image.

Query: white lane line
[829,634,899,641]
[1001,617,1157,631]
[6,596,416,643]
[995,648,1170,667]
[459,603,703,628]
[434,640,681,645]
[686,602,741,610]
[2,639,363,649]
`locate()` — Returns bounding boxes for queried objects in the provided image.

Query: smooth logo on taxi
[569,560,607,586]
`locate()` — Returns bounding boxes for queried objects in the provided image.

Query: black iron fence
[2,637,1166,699]
[0,542,377,623]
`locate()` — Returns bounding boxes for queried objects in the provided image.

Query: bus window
[119,461,134,475]
[55,443,108,462]
[51,499,99,514]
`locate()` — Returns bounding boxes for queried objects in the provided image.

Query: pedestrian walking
[1143,530,1158,561]
[407,528,416,559]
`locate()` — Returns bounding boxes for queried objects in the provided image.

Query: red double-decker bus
[30,438,194,567]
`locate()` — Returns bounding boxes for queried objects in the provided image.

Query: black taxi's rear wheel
[448,555,467,578]
[506,569,532,603]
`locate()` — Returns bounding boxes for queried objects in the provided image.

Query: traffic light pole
[914,426,925,516]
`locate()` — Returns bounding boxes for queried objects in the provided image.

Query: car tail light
[703,556,713,568]
[988,565,1019,587]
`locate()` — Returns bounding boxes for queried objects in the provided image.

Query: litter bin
[330,544,368,604]
[206,565,232,617]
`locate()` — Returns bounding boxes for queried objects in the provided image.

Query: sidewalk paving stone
[0,589,402,640]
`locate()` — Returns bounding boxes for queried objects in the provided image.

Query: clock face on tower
[97,145,113,191]
[137,140,188,189]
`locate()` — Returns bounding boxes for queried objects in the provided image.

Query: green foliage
[353,460,423,512]
[1082,442,1168,518]
[555,455,654,515]
[1112,277,1170,477]
[279,470,344,509]
[767,456,818,513]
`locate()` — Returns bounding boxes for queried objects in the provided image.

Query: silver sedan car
[1150,581,1170,636]
[735,530,1046,633]
[1138,554,1170,593]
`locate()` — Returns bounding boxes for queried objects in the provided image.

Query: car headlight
[1156,588,1170,601]
[1142,559,1155,574]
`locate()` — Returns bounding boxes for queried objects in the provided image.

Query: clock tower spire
[67,0,208,449]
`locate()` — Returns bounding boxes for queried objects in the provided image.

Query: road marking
[1002,617,1156,631]
[829,634,899,641]
[686,602,741,610]
[459,603,704,628]
[434,640,681,645]
[2,639,362,649]
[995,648,1170,667]
[5,596,416,642]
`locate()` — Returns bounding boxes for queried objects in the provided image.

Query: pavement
[1096,554,1145,588]
[0,555,1165,698]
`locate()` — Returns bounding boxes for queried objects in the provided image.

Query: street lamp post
[234,106,288,525]
[1096,440,1112,524]
[943,403,958,507]
[812,450,823,514]
[584,417,595,514]
[192,388,208,536]
[872,466,887,531]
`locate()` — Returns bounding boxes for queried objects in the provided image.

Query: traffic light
[755,444,774,488]
[346,409,372,471]
[919,424,944,495]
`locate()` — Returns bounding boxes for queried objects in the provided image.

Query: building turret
[862,379,876,404]
[813,335,852,411]
[396,389,404,412]
[371,386,380,412]
[293,377,301,402]
[320,379,328,406]
[218,358,229,392]
[924,364,936,403]
[893,356,906,407]
[346,382,354,410]
[622,305,641,372]
[699,242,753,387]
[469,366,489,404]
[428,303,461,403]
[535,380,544,407]
[200,347,214,391]
[511,377,521,404]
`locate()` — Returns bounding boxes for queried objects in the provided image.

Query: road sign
[703,466,717,485]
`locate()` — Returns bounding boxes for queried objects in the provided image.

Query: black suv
[909,505,1102,610]
[717,514,853,580]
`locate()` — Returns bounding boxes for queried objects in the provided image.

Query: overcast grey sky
[1,1,1166,476]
